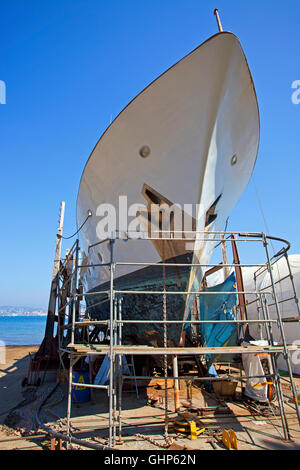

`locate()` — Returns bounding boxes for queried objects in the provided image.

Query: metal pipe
[255,288,263,341]
[81,290,110,296]
[79,262,265,268]
[117,297,123,443]
[71,240,80,345]
[66,355,74,444]
[78,263,111,268]
[113,262,266,268]
[267,296,299,307]
[89,237,264,249]
[263,237,296,438]
[112,296,118,443]
[88,230,269,248]
[161,241,169,441]
[172,356,180,411]
[257,274,291,292]
[122,374,276,382]
[114,319,276,324]
[261,295,275,346]
[113,349,117,444]
[108,238,115,447]
[113,289,273,296]
[114,298,118,348]
[71,382,108,390]
[73,288,273,298]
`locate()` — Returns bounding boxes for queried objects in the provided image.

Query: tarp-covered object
[241,340,271,403]
[94,355,130,386]
[185,272,238,365]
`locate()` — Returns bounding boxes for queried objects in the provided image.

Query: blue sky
[0,0,299,308]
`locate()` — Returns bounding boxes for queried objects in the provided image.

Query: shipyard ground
[1,346,300,451]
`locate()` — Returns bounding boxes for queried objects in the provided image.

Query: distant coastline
[0,306,47,317]
[0,313,47,317]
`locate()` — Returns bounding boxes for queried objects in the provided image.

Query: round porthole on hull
[139,146,151,158]
[231,154,238,166]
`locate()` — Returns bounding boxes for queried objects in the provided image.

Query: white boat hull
[76,32,260,344]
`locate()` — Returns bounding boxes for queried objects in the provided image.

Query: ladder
[125,355,139,399]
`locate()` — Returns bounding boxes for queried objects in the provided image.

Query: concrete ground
[1,346,300,451]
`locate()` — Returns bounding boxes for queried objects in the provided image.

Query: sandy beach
[0,346,39,416]
[0,346,44,450]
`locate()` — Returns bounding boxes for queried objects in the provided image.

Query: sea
[0,316,47,345]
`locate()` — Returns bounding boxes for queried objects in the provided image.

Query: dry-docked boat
[76,24,260,347]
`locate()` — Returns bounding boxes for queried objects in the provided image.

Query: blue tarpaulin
[185,272,239,366]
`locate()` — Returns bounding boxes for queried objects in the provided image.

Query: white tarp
[94,355,130,385]
[242,340,270,403]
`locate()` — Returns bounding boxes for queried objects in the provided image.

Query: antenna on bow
[214,8,223,32]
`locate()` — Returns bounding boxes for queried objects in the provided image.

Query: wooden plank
[67,343,300,356]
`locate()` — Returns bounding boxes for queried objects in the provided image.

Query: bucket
[71,371,91,403]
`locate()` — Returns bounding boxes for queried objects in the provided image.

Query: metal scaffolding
[55,231,300,447]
